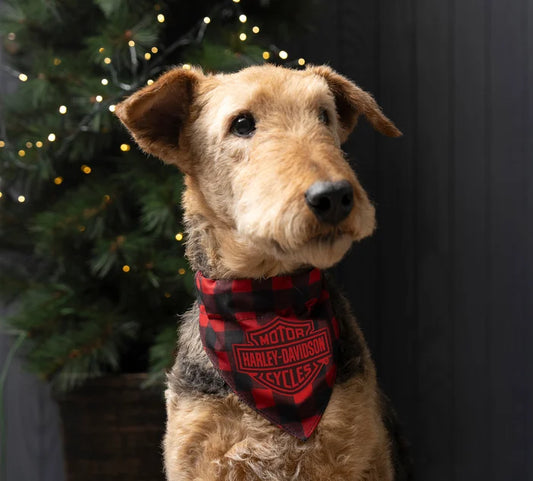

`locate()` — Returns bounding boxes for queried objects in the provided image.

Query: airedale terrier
[116,64,412,481]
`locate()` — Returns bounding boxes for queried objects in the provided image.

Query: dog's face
[116,65,400,276]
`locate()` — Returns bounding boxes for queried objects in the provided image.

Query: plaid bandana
[195,268,339,441]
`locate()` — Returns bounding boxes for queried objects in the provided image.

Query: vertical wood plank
[488,0,529,478]
[376,0,418,458]
[451,0,491,478]
[414,0,454,478]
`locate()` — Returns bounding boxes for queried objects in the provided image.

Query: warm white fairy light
[95,95,103,103]
[178,268,186,275]
[262,51,270,60]
[0,192,3,198]
[298,58,306,66]
[81,165,92,174]
[25,142,32,148]
[59,105,67,114]
[18,73,28,82]
[128,40,135,47]
[101,78,109,85]
[146,79,154,85]
[120,143,131,152]
[18,150,25,157]
[53,58,62,66]
[35,141,43,148]
[18,195,26,203]
[48,133,56,142]
[157,14,165,23]
[104,57,111,64]
[239,33,247,41]
[99,47,105,53]
[182,64,191,70]
[122,265,131,273]
[232,0,240,3]
[54,176,63,185]
[252,26,260,34]
[279,50,288,59]
[144,52,151,60]
[175,233,183,241]
[0,141,5,148]
[7,32,15,41]
[151,46,158,53]
[203,16,211,24]
[108,104,116,112]
[239,14,247,23]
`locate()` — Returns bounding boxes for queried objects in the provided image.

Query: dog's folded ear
[307,65,402,142]
[115,67,204,170]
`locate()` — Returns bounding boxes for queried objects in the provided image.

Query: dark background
[1,0,532,480]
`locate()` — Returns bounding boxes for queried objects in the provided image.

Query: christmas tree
[0,0,313,392]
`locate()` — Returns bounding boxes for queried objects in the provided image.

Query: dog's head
[116,65,400,277]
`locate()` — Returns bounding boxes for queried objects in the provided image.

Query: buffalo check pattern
[196,268,340,441]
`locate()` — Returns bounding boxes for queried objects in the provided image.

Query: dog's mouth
[268,228,353,256]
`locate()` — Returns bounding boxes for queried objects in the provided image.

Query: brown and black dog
[116,64,411,481]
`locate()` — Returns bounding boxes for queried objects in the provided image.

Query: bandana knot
[196,268,339,440]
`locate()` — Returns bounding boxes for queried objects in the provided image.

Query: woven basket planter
[58,374,166,481]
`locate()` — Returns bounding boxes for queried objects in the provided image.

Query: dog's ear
[308,65,402,142]
[115,67,204,171]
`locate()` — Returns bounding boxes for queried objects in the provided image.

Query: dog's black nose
[305,180,354,225]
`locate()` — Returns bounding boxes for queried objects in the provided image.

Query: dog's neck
[184,213,305,279]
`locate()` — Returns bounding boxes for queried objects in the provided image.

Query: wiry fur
[116,64,411,480]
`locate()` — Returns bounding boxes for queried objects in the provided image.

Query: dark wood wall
[297,0,533,479]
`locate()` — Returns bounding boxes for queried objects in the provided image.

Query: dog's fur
[116,64,411,480]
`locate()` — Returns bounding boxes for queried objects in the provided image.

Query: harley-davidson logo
[233,317,332,395]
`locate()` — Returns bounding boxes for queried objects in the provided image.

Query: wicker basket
[58,374,166,481]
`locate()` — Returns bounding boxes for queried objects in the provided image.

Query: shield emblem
[233,317,332,395]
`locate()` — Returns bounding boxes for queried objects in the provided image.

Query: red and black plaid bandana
[195,268,339,441]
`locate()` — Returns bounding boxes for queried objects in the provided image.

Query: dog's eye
[230,113,256,137]
[318,108,330,125]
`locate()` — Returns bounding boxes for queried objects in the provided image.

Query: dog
[116,64,411,481]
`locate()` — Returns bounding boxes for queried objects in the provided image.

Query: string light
[108,105,116,112]
[252,26,260,34]
[232,0,240,3]
[178,268,186,275]
[298,58,306,66]
[36,141,43,148]
[203,17,211,24]
[54,176,63,185]
[78,225,86,232]
[99,47,105,53]
[81,165,92,174]
[0,192,2,198]
[103,194,111,203]
[95,95,103,102]
[157,14,165,23]
[175,233,183,241]
[120,143,131,152]
[279,50,288,60]
[18,195,26,203]
[239,14,247,23]
[146,79,154,85]
[122,265,131,273]
[18,150,25,157]
[25,142,32,148]
[128,40,135,47]
[144,52,151,60]
[182,64,191,70]
[151,46,158,53]
[101,78,109,85]
[18,73,28,82]
[53,58,61,66]
[0,141,5,148]
[104,57,111,64]
[262,51,270,60]
[59,105,67,114]
[48,133,56,142]
[7,33,16,40]
[239,33,247,41]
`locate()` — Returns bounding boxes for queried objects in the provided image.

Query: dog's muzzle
[304,180,354,225]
